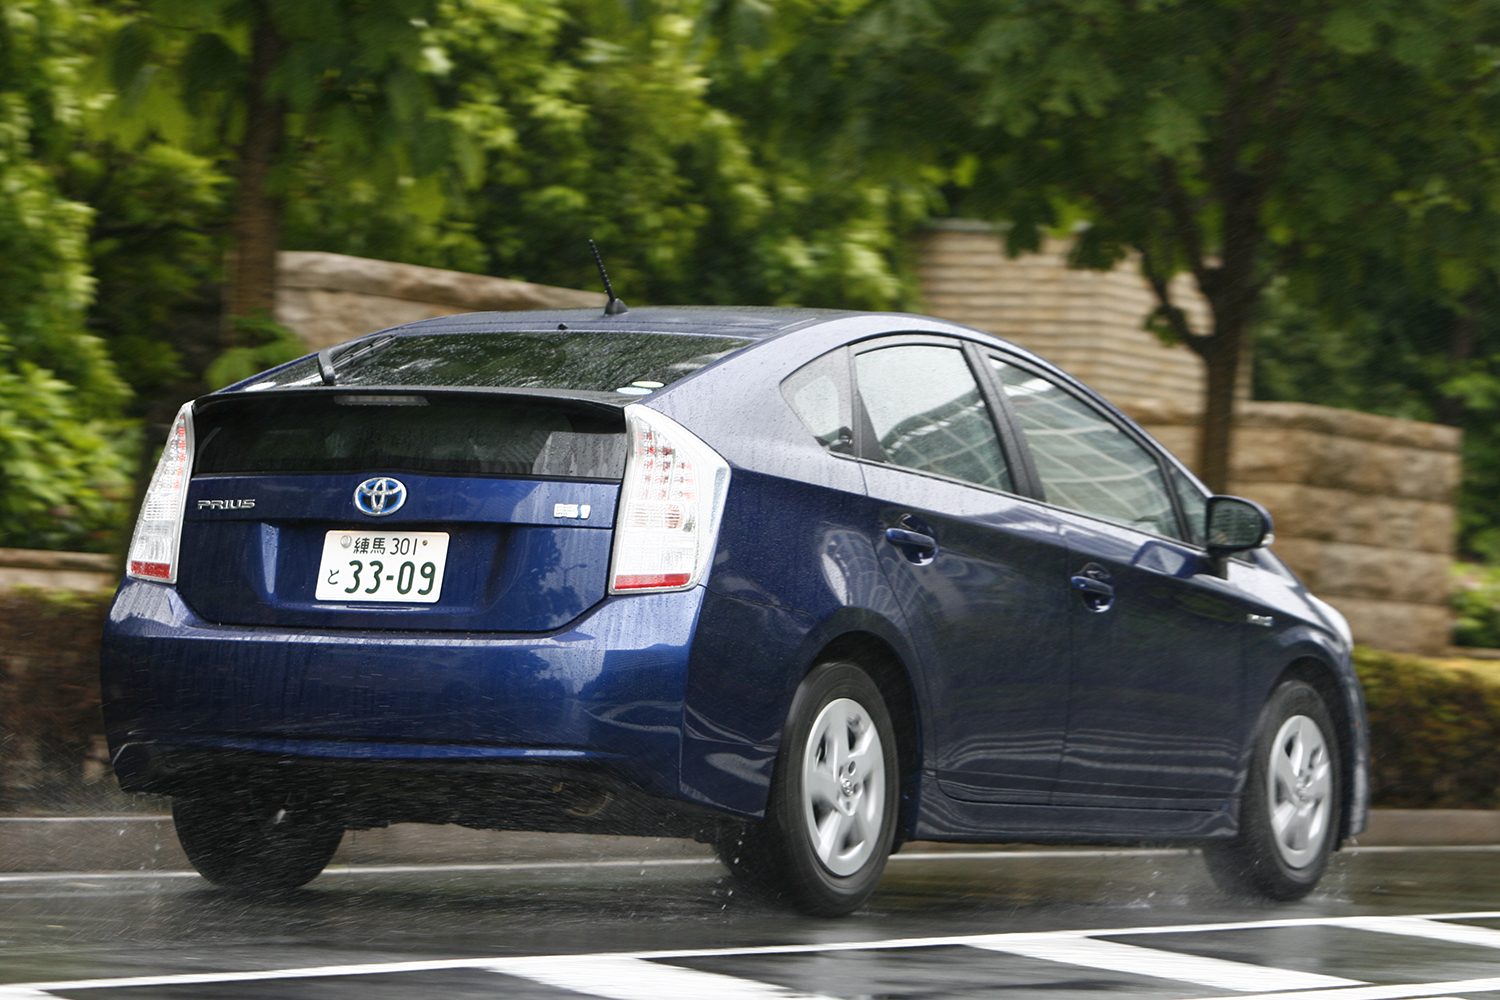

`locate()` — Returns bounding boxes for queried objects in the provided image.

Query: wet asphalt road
[6,843,1500,998]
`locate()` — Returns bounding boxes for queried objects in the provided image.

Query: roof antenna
[590,240,628,316]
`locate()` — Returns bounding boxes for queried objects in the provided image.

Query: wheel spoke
[1272,746,1300,801]
[845,718,877,768]
[805,764,843,809]
[815,805,849,862]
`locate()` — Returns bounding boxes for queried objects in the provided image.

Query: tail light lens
[126,403,194,583]
[609,406,730,594]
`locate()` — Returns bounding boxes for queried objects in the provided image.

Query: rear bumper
[101,580,705,807]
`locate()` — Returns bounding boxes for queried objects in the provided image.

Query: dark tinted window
[855,345,1011,491]
[194,395,626,479]
[243,331,752,393]
[990,359,1181,538]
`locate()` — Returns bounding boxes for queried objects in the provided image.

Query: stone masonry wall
[1124,400,1460,655]
[275,251,606,350]
[0,548,115,592]
[913,221,1215,408]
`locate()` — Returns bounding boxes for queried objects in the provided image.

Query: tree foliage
[282,0,925,309]
[0,0,135,552]
[1254,267,1500,560]
[102,0,457,331]
[743,0,1500,491]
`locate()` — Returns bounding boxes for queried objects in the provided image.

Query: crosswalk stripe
[1334,916,1500,950]
[966,934,1364,992]
[481,957,837,1000]
[9,910,1500,996]
[1175,976,1500,1000]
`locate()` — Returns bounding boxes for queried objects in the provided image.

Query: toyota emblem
[354,477,407,517]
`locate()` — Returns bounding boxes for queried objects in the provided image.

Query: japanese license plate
[315,530,449,603]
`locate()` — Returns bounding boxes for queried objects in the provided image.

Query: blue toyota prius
[101,306,1368,914]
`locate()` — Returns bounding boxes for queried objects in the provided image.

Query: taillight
[609,405,730,594]
[126,403,194,583]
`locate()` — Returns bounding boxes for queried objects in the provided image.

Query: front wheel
[173,792,343,893]
[727,661,899,916]
[1203,680,1341,901]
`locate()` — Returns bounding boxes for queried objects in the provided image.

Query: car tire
[727,661,899,916]
[1203,680,1341,901]
[172,793,343,892]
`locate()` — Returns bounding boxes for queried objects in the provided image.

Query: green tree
[744,0,1500,491]
[1254,266,1500,561]
[103,0,461,337]
[0,0,135,552]
[282,0,925,310]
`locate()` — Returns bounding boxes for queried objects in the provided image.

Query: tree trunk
[1195,324,1242,494]
[224,7,286,341]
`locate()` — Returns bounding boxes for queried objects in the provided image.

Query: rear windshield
[241,331,753,393]
[194,394,626,479]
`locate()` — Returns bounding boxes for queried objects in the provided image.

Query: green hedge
[0,588,112,811]
[1356,646,1500,809]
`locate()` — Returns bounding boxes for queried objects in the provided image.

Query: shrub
[1451,563,1500,649]
[0,587,112,811]
[1355,646,1500,809]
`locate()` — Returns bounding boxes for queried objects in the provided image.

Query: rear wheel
[173,792,343,892]
[723,662,899,916]
[1204,680,1341,901]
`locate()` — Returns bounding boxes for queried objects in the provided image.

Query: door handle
[886,527,937,549]
[885,527,938,563]
[1070,563,1115,612]
[1070,575,1114,597]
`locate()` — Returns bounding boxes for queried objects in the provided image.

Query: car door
[846,338,1073,805]
[986,356,1247,809]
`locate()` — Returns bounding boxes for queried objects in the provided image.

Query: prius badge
[197,498,255,510]
[354,477,407,516]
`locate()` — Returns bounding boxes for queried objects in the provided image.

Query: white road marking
[7,911,1500,996]
[0,816,170,823]
[0,847,1195,884]
[1175,977,1500,1000]
[1334,915,1500,949]
[483,956,838,1000]
[966,934,1364,991]
[5,842,1499,885]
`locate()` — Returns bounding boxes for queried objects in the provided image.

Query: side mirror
[1205,495,1273,554]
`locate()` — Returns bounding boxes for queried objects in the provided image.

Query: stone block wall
[1124,400,1461,655]
[275,251,606,350]
[0,548,116,592]
[913,220,1217,408]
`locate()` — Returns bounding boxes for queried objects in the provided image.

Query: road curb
[0,809,1493,873]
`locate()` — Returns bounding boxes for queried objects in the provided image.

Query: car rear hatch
[177,388,626,632]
